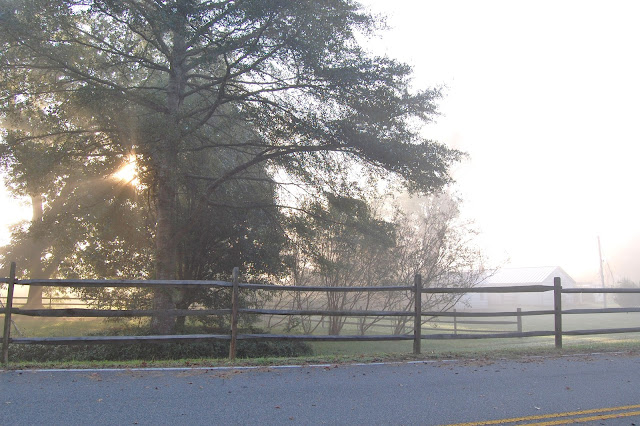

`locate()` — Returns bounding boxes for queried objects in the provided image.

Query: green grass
[10,316,110,337]
[278,311,640,357]
[5,339,640,371]
[4,310,640,370]
[309,335,640,358]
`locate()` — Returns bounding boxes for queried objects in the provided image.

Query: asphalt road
[2,352,640,425]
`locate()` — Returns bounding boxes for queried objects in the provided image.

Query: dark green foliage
[0,0,461,220]
[290,195,397,286]
[287,195,398,335]
[1,0,462,333]
[9,340,312,362]
[9,326,312,362]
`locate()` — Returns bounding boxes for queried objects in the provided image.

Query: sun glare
[113,155,139,186]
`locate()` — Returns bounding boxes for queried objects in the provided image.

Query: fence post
[453,309,458,335]
[554,277,562,349]
[2,262,17,364]
[229,267,240,361]
[413,274,422,355]
[516,308,522,334]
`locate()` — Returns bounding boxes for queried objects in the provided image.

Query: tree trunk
[149,26,187,335]
[150,148,179,334]
[24,194,44,309]
[174,296,192,332]
[328,316,342,336]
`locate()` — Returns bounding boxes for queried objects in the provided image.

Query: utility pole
[598,236,606,309]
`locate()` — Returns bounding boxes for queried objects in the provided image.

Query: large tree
[386,192,486,334]
[288,195,396,335]
[0,0,461,333]
[282,192,486,336]
[0,124,137,308]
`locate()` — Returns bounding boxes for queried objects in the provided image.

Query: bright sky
[1,1,639,283]
[363,0,640,282]
[0,184,30,243]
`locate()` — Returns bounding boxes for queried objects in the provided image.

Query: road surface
[2,352,639,425]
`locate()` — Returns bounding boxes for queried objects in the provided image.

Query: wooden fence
[9,296,86,308]
[4,262,640,363]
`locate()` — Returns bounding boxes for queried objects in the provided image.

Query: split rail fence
[4,262,640,363]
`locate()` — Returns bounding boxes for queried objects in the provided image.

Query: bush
[8,325,312,362]
[614,279,640,308]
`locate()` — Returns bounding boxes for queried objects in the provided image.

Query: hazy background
[1,0,639,284]
[363,0,640,283]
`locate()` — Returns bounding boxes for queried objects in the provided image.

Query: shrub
[614,279,640,308]
[8,325,312,362]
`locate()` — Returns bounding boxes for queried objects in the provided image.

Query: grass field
[9,316,110,337]
[6,308,640,359]
[304,310,640,356]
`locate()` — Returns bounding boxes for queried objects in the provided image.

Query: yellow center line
[441,404,640,426]
[521,410,640,426]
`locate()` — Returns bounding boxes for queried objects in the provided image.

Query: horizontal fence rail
[12,278,234,288]
[562,288,640,293]
[3,261,640,363]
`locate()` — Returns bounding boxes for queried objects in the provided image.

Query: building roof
[480,266,576,286]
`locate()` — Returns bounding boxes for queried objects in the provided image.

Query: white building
[461,266,576,309]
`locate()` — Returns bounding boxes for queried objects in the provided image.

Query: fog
[2,1,640,285]
[362,0,640,283]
